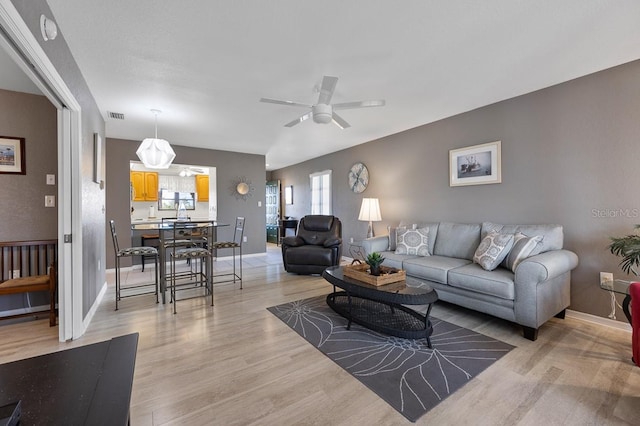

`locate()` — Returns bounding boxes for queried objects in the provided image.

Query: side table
[600,278,632,323]
[349,240,366,264]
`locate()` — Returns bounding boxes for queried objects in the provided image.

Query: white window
[309,170,331,215]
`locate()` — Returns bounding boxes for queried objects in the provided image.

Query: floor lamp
[358,198,382,239]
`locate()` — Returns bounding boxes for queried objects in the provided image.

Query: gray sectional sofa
[361,222,579,340]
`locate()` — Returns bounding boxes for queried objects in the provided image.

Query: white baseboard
[566,309,631,332]
[82,280,107,331]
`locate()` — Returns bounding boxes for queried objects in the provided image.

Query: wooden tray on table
[343,263,406,286]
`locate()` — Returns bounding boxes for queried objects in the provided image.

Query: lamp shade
[358,198,382,222]
[136,137,176,169]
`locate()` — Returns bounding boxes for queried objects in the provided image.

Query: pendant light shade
[136,109,175,169]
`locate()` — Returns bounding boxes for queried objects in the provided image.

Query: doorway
[0,3,83,341]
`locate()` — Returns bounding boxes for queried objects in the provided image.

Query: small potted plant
[609,225,640,275]
[365,252,385,276]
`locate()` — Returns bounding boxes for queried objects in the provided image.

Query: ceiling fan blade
[284,112,312,127]
[260,98,311,108]
[332,99,386,110]
[332,112,351,129]
[317,76,338,105]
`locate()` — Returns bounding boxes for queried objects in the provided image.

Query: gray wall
[0,89,57,313]
[0,89,57,240]
[105,138,266,269]
[272,58,640,322]
[13,0,106,317]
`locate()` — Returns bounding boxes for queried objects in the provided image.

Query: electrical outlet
[11,269,20,278]
[45,195,55,207]
[243,236,247,243]
[600,272,613,284]
[46,174,55,185]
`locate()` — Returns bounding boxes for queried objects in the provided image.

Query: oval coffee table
[322,266,438,348]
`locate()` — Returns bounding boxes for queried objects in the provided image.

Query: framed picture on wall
[0,136,26,175]
[449,141,501,187]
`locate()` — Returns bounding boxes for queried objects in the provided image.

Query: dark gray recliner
[281,215,342,274]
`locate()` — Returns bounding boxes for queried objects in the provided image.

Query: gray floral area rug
[267,295,514,422]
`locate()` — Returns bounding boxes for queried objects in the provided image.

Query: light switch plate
[45,195,55,207]
[46,174,55,185]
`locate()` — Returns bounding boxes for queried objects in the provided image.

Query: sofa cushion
[481,222,563,255]
[473,231,514,271]
[395,227,430,256]
[501,232,543,271]
[403,255,472,285]
[432,222,481,260]
[448,263,515,300]
[387,226,406,251]
[379,251,418,270]
[399,222,439,254]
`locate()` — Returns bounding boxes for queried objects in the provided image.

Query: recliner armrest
[282,236,305,247]
[323,237,342,248]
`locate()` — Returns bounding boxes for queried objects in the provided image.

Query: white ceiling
[10,1,640,170]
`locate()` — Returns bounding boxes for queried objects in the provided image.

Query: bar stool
[109,220,159,310]
[168,220,214,313]
[140,233,159,272]
[210,217,245,289]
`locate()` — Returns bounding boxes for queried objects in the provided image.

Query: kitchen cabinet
[195,175,209,202]
[130,171,158,201]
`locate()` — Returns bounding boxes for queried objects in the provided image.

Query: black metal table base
[327,291,434,348]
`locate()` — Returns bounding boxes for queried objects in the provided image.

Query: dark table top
[0,333,138,426]
[323,266,438,305]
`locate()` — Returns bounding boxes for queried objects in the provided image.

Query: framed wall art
[0,136,26,175]
[449,140,501,187]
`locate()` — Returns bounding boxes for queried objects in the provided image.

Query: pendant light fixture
[136,109,176,169]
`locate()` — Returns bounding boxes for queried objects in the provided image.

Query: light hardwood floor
[1,245,639,425]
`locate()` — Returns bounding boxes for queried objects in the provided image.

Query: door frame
[0,0,84,341]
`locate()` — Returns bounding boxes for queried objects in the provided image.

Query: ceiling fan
[260,75,385,129]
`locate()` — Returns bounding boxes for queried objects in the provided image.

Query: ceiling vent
[107,111,125,120]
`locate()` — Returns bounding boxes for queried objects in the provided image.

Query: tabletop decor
[343,262,405,286]
[365,251,385,276]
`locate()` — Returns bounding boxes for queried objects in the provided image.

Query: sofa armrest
[361,236,390,255]
[515,250,579,285]
[513,249,578,328]
[282,236,304,247]
[324,237,342,248]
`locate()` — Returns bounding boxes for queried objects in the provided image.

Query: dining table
[131,219,229,303]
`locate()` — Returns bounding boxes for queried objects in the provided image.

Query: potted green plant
[365,252,386,276]
[609,225,640,275]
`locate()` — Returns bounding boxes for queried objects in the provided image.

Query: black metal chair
[168,220,214,313]
[109,220,159,310]
[209,217,245,289]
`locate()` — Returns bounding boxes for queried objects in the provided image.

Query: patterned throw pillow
[395,227,430,256]
[501,232,543,272]
[473,231,514,271]
[387,226,407,251]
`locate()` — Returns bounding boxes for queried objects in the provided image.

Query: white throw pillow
[395,227,430,256]
[501,232,543,272]
[473,231,514,271]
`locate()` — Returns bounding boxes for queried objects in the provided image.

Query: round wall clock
[348,162,369,193]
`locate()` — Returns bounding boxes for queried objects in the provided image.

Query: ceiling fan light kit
[136,109,176,169]
[260,75,385,129]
